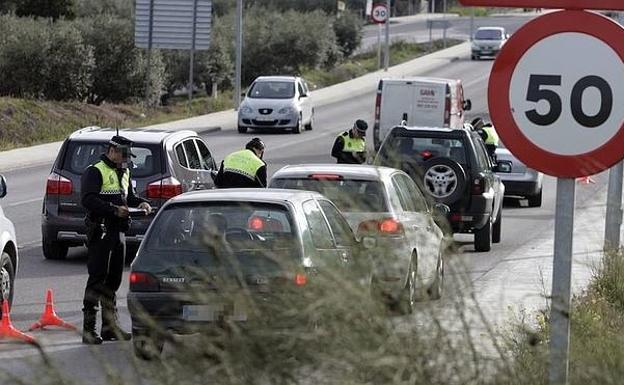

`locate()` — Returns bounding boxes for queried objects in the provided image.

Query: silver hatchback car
[269,164,449,314]
[237,76,314,134]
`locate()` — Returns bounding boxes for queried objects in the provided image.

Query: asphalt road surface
[0,13,608,384]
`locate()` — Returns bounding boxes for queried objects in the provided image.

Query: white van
[373,77,472,150]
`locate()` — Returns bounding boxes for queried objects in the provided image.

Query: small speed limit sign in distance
[489,10,624,177]
[371,3,388,24]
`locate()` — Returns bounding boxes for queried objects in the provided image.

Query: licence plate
[255,117,274,121]
[182,302,248,322]
[481,50,492,54]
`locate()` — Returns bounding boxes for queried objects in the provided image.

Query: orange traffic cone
[577,176,596,184]
[29,289,77,331]
[0,300,36,344]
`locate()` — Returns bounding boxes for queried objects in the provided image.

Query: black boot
[101,299,131,341]
[82,309,103,345]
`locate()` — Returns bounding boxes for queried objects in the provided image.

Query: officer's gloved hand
[114,205,130,218]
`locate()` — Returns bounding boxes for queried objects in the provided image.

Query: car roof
[253,76,298,82]
[272,164,398,181]
[67,126,198,143]
[389,125,466,134]
[381,76,458,85]
[476,26,505,31]
[167,188,325,206]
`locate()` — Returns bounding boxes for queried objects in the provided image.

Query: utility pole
[234,0,243,109]
[384,0,390,71]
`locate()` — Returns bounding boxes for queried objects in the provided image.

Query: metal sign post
[144,0,155,107]
[604,161,624,251]
[234,0,243,109]
[377,23,382,69]
[384,0,391,71]
[189,0,199,104]
[550,178,575,385]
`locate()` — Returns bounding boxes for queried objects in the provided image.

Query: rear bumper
[42,212,151,245]
[449,195,494,233]
[498,174,542,197]
[472,48,500,56]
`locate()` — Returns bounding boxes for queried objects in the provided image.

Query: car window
[396,174,428,212]
[248,81,295,99]
[378,135,467,166]
[473,137,492,170]
[271,178,388,213]
[175,143,188,168]
[391,175,417,212]
[475,29,503,40]
[318,200,354,247]
[302,200,334,249]
[62,141,160,177]
[195,139,215,170]
[183,139,201,170]
[297,82,305,96]
[302,80,310,94]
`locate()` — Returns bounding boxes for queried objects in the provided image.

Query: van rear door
[410,81,446,127]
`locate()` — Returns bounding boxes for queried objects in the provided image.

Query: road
[0,14,608,384]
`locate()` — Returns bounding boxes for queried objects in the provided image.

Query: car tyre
[132,328,164,360]
[428,253,444,300]
[492,209,502,244]
[398,260,416,314]
[237,126,248,134]
[304,110,314,131]
[474,219,492,252]
[421,157,467,205]
[471,55,478,60]
[528,188,543,208]
[42,236,69,260]
[292,114,303,134]
[0,252,15,310]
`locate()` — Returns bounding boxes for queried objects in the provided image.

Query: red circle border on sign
[488,10,624,178]
[371,4,388,24]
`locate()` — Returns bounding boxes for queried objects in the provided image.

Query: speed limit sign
[489,10,624,177]
[371,3,388,24]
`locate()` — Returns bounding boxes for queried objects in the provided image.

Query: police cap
[108,135,136,158]
[354,119,368,136]
[246,137,265,151]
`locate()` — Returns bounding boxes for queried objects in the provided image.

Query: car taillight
[147,177,183,199]
[309,173,342,180]
[129,272,160,292]
[46,173,72,195]
[357,218,404,236]
[471,177,486,195]
[375,92,382,122]
[294,273,307,286]
[444,95,451,128]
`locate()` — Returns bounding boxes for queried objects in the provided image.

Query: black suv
[42,127,218,260]
[373,125,510,252]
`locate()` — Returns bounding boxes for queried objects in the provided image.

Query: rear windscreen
[271,178,388,213]
[475,29,502,40]
[62,141,161,177]
[377,135,467,166]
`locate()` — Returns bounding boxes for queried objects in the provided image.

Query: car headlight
[471,42,479,50]
[278,107,295,114]
[240,106,253,114]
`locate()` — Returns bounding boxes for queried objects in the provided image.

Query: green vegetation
[496,250,624,385]
[303,39,462,89]
[448,6,493,17]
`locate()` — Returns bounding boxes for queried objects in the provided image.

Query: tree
[15,0,76,20]
[333,11,363,58]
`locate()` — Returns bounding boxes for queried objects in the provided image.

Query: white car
[471,27,509,60]
[0,175,18,310]
[237,76,314,134]
[269,164,449,314]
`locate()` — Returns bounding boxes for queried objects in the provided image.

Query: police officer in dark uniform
[331,119,368,164]
[214,138,267,188]
[81,135,152,344]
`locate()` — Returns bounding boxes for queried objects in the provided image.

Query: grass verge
[0,38,461,152]
[496,250,624,384]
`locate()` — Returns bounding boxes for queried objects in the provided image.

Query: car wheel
[492,208,502,244]
[0,252,14,310]
[471,55,477,60]
[42,236,69,260]
[292,114,303,134]
[421,157,467,205]
[428,252,444,300]
[398,261,416,314]
[528,188,543,208]
[474,219,492,252]
[132,328,164,360]
[238,126,248,134]
[304,109,314,131]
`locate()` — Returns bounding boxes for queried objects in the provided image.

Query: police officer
[331,119,368,164]
[81,135,152,345]
[481,123,499,160]
[214,138,267,188]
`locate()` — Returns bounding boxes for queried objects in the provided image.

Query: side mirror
[463,99,472,111]
[494,160,513,173]
[0,175,7,198]
[432,202,450,217]
[241,92,246,98]
[299,93,308,99]
[361,236,377,250]
[210,169,218,181]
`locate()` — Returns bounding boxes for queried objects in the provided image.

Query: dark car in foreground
[42,127,218,260]
[374,125,511,252]
[127,189,370,359]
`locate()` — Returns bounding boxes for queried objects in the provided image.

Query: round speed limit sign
[489,10,624,177]
[371,4,388,24]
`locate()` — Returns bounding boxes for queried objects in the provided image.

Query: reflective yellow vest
[223,149,264,180]
[482,125,499,146]
[93,161,129,198]
[340,132,366,152]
